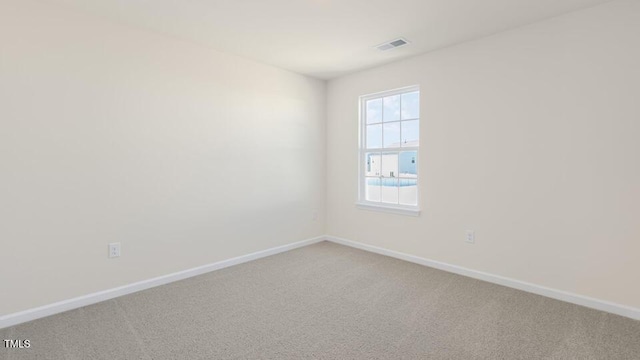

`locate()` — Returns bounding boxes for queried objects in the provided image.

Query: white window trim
[357,85,421,216]
[355,202,421,216]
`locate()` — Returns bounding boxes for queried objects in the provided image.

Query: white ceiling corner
[41,0,613,79]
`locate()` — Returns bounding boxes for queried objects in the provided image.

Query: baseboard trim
[0,236,325,329]
[3,234,637,329]
[325,235,640,321]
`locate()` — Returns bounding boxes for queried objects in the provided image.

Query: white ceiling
[43,0,612,79]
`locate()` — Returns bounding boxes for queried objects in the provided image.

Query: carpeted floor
[1,241,639,359]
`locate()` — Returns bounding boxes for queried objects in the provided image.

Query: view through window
[359,86,420,211]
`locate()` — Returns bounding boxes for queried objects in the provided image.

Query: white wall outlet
[312,210,318,221]
[108,242,121,258]
[465,230,475,244]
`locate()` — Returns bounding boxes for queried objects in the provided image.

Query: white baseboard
[3,234,637,329]
[0,236,325,329]
[325,235,640,321]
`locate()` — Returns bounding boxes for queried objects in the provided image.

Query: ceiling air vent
[376,38,409,51]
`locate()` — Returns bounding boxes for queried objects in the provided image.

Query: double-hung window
[358,86,420,215]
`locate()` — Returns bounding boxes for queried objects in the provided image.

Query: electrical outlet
[465,230,475,244]
[108,242,121,258]
[312,210,318,221]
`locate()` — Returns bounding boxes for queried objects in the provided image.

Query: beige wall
[0,0,325,316]
[327,0,640,309]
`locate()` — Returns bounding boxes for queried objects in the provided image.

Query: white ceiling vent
[375,38,410,51]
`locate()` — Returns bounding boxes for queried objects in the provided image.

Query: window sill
[355,202,421,217]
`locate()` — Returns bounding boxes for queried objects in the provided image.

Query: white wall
[0,0,325,316]
[327,0,640,309]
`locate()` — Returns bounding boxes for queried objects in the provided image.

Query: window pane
[365,152,381,177]
[383,95,400,122]
[401,91,419,120]
[366,124,382,149]
[383,122,400,148]
[365,178,381,202]
[381,152,398,178]
[399,179,418,206]
[381,178,399,204]
[366,98,382,124]
[399,151,417,178]
[401,120,419,147]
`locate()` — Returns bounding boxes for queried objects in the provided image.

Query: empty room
[1,0,639,359]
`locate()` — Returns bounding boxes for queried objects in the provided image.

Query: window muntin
[359,87,420,213]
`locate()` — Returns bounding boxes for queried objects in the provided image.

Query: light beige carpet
[1,241,639,359]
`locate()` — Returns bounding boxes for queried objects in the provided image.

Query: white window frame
[357,85,421,216]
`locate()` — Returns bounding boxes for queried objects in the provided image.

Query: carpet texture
[1,241,639,359]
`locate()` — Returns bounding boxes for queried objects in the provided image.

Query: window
[358,86,420,216]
